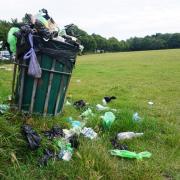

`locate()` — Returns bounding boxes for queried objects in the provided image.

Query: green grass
[0,49,180,180]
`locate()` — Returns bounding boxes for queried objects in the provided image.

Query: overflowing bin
[12,35,79,116]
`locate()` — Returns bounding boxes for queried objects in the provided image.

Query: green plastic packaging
[110,150,152,160]
[102,112,116,129]
[7,27,20,53]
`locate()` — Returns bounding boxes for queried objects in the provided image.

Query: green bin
[13,35,79,116]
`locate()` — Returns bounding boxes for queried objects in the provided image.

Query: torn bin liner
[21,124,41,150]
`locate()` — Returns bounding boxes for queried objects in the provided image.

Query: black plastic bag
[44,125,63,139]
[21,124,41,150]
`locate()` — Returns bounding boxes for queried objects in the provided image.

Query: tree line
[0,19,180,52]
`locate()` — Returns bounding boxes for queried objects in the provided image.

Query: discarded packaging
[81,127,97,139]
[132,112,141,121]
[110,150,152,160]
[96,104,109,111]
[67,117,82,128]
[0,104,10,114]
[80,108,94,117]
[148,101,154,105]
[117,132,144,140]
[102,112,116,129]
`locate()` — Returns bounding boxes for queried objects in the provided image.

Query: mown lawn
[0,49,180,180]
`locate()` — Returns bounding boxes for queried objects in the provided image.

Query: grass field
[0,49,180,180]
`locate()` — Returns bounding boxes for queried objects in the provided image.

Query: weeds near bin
[0,49,180,179]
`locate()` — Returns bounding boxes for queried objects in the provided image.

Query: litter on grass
[148,101,154,105]
[67,117,85,128]
[21,124,41,150]
[96,104,109,111]
[0,104,10,114]
[110,150,152,160]
[117,132,144,140]
[102,96,116,105]
[74,99,86,109]
[80,108,94,117]
[132,112,141,121]
[81,127,97,139]
[101,111,116,129]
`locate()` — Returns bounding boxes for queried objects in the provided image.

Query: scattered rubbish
[56,139,73,161]
[132,112,141,121]
[69,135,79,149]
[148,101,154,105]
[101,112,116,129]
[117,132,144,140]
[110,150,152,160]
[0,104,10,114]
[102,96,116,105]
[96,104,109,111]
[63,129,75,139]
[39,149,54,166]
[111,138,128,150]
[21,124,41,150]
[44,125,63,139]
[80,108,94,117]
[81,127,97,139]
[74,99,86,109]
[65,100,71,106]
[67,117,83,128]
[76,79,81,83]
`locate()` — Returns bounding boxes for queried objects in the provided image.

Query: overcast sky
[0,0,180,40]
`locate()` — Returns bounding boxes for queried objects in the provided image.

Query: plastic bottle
[117,132,143,140]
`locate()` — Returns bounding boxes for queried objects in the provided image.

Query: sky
[0,0,180,40]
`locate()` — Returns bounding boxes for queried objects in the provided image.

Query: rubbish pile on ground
[17,95,153,165]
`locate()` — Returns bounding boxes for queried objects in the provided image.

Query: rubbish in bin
[81,127,97,139]
[0,104,10,114]
[102,96,116,105]
[7,27,20,53]
[117,132,144,140]
[21,124,41,150]
[67,117,83,128]
[39,149,54,166]
[23,33,42,78]
[44,125,63,139]
[111,138,128,150]
[74,99,86,109]
[148,101,154,105]
[132,112,141,121]
[80,108,94,117]
[101,112,116,129]
[110,150,152,160]
[69,135,79,149]
[96,104,109,111]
